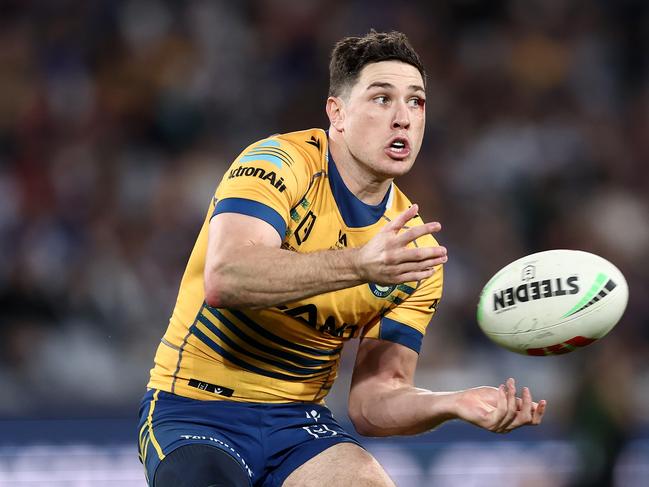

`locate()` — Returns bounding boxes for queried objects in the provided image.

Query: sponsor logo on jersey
[294,211,317,244]
[280,303,359,338]
[306,135,321,152]
[188,378,234,397]
[368,283,397,298]
[493,276,579,311]
[227,165,287,192]
[335,230,347,248]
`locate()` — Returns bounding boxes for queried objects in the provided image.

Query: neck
[328,130,392,205]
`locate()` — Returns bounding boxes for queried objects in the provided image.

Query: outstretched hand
[355,204,448,285]
[455,378,546,433]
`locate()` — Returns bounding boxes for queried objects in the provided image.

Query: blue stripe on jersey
[190,324,333,382]
[327,154,390,228]
[207,308,330,368]
[213,198,286,239]
[379,317,424,354]
[396,284,416,295]
[228,309,343,357]
[195,314,333,376]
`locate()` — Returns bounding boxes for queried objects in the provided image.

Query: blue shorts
[137,389,362,486]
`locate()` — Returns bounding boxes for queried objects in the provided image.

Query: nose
[392,102,410,129]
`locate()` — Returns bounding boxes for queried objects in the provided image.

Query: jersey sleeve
[211,137,311,239]
[361,258,443,354]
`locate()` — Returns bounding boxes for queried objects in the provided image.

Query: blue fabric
[228,309,343,357]
[327,153,390,228]
[208,308,331,368]
[379,317,424,353]
[138,390,362,487]
[213,198,286,240]
[192,317,334,378]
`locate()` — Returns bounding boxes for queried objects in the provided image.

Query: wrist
[344,247,366,282]
[431,391,462,423]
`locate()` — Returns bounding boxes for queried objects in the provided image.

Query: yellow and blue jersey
[147,128,443,403]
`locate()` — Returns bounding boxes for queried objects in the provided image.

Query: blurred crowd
[1,0,648,483]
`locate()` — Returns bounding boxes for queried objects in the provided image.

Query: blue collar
[327,151,391,228]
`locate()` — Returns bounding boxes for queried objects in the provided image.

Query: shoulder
[228,129,327,195]
[268,128,328,172]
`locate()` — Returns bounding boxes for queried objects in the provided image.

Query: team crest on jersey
[368,283,397,298]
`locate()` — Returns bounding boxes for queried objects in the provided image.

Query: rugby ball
[476,250,628,356]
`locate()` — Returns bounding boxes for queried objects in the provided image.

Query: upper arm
[205,135,311,259]
[348,339,419,412]
[206,212,282,267]
[203,136,311,297]
[350,338,419,392]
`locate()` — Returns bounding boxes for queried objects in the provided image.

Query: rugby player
[138,30,546,487]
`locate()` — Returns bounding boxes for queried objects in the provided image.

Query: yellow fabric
[147,128,443,403]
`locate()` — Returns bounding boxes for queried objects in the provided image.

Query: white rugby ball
[477,250,628,356]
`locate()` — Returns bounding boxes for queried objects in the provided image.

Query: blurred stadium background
[1,0,648,485]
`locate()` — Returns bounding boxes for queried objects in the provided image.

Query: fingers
[495,378,518,432]
[504,386,533,432]
[367,204,446,284]
[520,387,533,421]
[394,268,437,283]
[493,383,508,429]
[396,221,442,246]
[499,382,546,433]
[386,204,419,232]
[385,205,443,246]
[532,399,547,425]
[395,246,448,266]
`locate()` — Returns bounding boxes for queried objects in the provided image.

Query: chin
[377,158,415,178]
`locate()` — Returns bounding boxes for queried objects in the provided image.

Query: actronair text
[493,277,579,311]
[228,166,287,192]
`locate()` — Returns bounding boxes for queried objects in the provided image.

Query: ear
[326,96,345,132]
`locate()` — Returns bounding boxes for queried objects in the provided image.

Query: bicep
[209,212,281,249]
[205,213,282,270]
[349,338,419,404]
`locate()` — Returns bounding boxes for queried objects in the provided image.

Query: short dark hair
[328,30,426,97]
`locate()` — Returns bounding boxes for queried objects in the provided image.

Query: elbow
[204,260,231,308]
[204,278,227,308]
[204,281,226,308]
[349,417,375,438]
[348,399,388,437]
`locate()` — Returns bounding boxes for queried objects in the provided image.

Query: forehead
[354,60,424,92]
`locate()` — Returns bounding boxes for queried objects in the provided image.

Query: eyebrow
[365,81,426,94]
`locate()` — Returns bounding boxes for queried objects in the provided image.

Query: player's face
[338,60,426,179]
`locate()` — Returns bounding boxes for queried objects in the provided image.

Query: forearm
[350,382,460,437]
[205,245,363,308]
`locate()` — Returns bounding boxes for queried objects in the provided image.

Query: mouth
[384,136,411,160]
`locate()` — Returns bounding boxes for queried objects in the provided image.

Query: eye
[408,97,425,108]
[373,95,390,105]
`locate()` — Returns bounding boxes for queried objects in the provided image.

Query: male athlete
[138,31,546,486]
